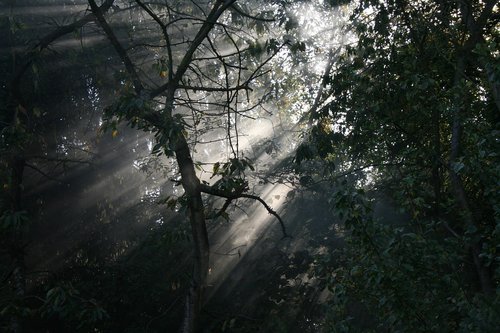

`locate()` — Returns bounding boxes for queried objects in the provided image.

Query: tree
[2,0,295,331]
[302,0,499,331]
[89,1,295,330]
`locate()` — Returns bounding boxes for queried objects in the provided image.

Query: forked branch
[11,0,116,102]
[200,184,290,238]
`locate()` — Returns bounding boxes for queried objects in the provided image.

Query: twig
[25,163,65,184]
[200,184,290,238]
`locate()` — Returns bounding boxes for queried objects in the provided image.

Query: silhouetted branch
[135,0,174,80]
[25,163,65,184]
[27,155,93,164]
[212,244,246,257]
[230,3,275,22]
[9,0,115,104]
[177,83,252,92]
[150,0,238,99]
[89,0,144,94]
[206,198,233,219]
[200,184,289,238]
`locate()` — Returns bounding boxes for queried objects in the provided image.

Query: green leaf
[212,162,220,176]
[451,161,464,174]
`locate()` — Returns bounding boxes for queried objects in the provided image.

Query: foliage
[39,283,109,331]
[315,180,500,332]
[0,210,29,233]
[302,0,500,331]
[2,0,499,332]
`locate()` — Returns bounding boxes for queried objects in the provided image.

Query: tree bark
[449,42,494,297]
[431,107,441,217]
[175,128,209,333]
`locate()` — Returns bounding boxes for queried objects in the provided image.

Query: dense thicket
[1,0,498,332]
[299,0,499,331]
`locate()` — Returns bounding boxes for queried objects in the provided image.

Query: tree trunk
[447,0,498,296]
[89,1,238,329]
[160,89,209,332]
[5,155,26,333]
[431,107,441,217]
[175,136,209,333]
[484,63,500,113]
[449,55,494,296]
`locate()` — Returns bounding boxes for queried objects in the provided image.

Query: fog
[1,0,400,330]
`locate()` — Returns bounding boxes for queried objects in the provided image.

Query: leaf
[111,129,118,138]
[295,143,314,164]
[452,161,464,174]
[244,158,255,171]
[33,107,42,118]
[212,162,220,176]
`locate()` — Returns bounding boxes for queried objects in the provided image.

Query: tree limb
[10,0,116,102]
[200,183,289,238]
[89,0,144,94]
[177,83,252,92]
[135,0,174,80]
[25,163,65,184]
[230,3,275,22]
[150,0,238,99]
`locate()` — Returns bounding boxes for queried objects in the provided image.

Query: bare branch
[89,0,144,94]
[27,155,93,164]
[206,198,233,219]
[200,184,289,238]
[135,0,173,80]
[230,3,276,22]
[177,83,252,93]
[10,0,115,102]
[150,0,238,99]
[25,163,65,184]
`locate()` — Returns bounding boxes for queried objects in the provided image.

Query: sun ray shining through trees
[1,0,498,332]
